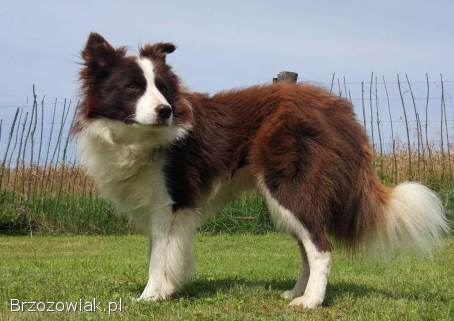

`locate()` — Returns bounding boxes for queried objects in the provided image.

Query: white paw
[281,290,298,300]
[289,295,322,309]
[138,282,176,302]
[138,292,168,302]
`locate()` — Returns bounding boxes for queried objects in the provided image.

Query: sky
[1,0,453,102]
[0,0,453,159]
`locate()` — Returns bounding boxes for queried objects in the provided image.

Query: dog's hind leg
[288,233,331,309]
[259,180,331,309]
[139,208,200,301]
[281,240,310,300]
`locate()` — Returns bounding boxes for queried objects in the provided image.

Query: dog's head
[76,32,192,137]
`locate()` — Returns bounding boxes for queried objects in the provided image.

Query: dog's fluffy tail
[359,181,450,256]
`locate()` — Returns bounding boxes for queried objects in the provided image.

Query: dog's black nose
[156,104,172,120]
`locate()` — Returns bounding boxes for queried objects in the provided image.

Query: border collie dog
[76,33,448,309]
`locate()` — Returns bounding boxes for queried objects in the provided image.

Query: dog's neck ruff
[76,118,188,217]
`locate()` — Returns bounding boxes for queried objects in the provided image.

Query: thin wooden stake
[329,72,335,93]
[397,74,412,178]
[0,108,20,189]
[441,74,451,177]
[382,75,397,183]
[405,74,421,178]
[369,72,375,154]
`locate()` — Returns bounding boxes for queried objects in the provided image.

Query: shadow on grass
[179,277,293,299]
[129,277,414,305]
[324,281,403,306]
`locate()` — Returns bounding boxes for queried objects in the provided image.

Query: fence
[0,73,453,234]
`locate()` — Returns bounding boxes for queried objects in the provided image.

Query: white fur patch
[140,208,201,301]
[76,118,187,224]
[135,58,172,125]
[77,117,197,300]
[372,182,450,256]
[257,177,331,309]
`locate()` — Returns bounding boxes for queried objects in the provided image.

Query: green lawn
[0,233,453,321]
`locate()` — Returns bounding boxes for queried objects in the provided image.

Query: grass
[1,233,453,321]
[0,192,273,235]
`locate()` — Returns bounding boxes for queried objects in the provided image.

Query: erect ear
[82,32,117,69]
[140,42,176,62]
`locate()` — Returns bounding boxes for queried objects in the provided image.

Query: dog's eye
[126,82,141,91]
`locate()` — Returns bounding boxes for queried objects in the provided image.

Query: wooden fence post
[274,71,298,83]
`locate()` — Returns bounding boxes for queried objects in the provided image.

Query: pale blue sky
[0,0,453,159]
[1,0,453,103]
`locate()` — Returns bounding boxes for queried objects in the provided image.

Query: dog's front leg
[139,208,200,301]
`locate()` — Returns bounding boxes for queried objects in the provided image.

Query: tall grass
[0,75,453,235]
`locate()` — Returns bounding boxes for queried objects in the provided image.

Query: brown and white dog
[75,33,449,309]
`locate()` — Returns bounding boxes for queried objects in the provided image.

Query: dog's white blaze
[258,176,331,309]
[135,57,171,125]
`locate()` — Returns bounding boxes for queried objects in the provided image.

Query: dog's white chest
[77,123,173,221]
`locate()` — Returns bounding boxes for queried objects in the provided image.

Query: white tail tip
[375,182,450,256]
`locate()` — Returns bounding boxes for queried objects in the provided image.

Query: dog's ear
[82,32,118,70]
[140,42,176,63]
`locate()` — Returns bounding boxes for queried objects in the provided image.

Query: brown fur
[77,34,391,253]
[164,84,390,251]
